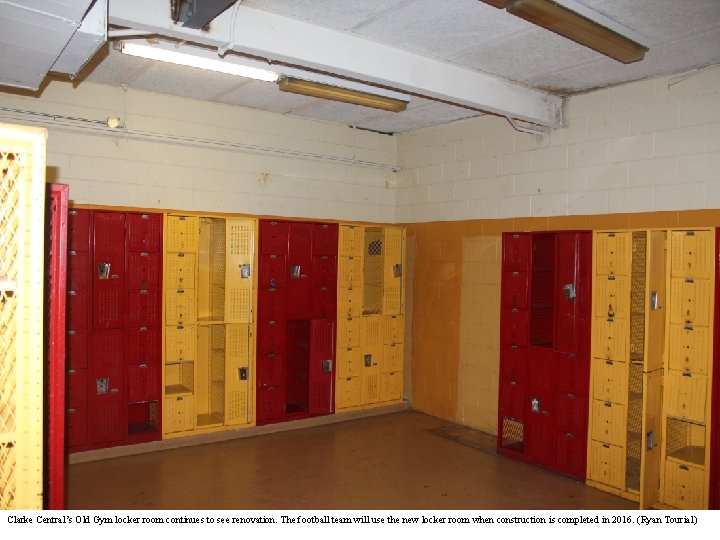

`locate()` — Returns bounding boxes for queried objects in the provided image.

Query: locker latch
[239,264,251,278]
[364,354,373,367]
[290,265,301,278]
[393,264,403,278]
[97,262,111,280]
[322,360,333,373]
[239,367,248,380]
[650,291,661,310]
[563,283,576,301]
[531,397,540,413]
[96,378,109,394]
[646,431,655,450]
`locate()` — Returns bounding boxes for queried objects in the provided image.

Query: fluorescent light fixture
[121,42,279,82]
[278,77,409,113]
[482,0,649,64]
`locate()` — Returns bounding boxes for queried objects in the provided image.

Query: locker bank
[2,1,720,513]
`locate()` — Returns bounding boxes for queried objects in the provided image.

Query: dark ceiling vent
[170,0,237,30]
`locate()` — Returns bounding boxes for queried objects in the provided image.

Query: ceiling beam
[108,0,563,127]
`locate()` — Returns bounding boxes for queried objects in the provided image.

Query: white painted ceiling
[2,0,720,133]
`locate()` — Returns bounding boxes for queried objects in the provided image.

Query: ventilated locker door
[127,213,163,252]
[126,326,161,365]
[92,212,125,329]
[287,222,313,321]
[338,256,363,287]
[555,391,587,435]
[591,400,627,446]
[591,357,629,404]
[166,215,198,253]
[525,409,555,467]
[127,251,160,290]
[500,308,529,347]
[669,324,709,374]
[555,430,586,480]
[360,363,381,405]
[337,346,361,379]
[555,232,581,354]
[226,219,254,324]
[313,222,338,256]
[589,440,625,490]
[166,252,196,289]
[66,329,88,369]
[67,249,89,292]
[555,352,588,396]
[338,284,363,318]
[66,368,87,409]
[259,254,287,289]
[380,371,403,402]
[225,324,251,425]
[165,288,197,325]
[501,271,530,310]
[665,370,707,423]
[89,329,125,444]
[126,289,160,327]
[501,346,528,385]
[338,316,361,348]
[259,219,289,254]
[336,376,361,409]
[594,275,630,320]
[595,232,631,275]
[671,230,713,279]
[311,255,337,319]
[163,395,194,433]
[258,288,287,322]
[165,324,196,362]
[663,461,705,510]
[383,315,404,345]
[68,209,91,251]
[256,319,287,357]
[127,360,160,404]
[499,379,526,421]
[669,278,711,326]
[383,227,404,316]
[308,319,335,415]
[66,407,88,449]
[383,343,403,373]
[339,224,363,257]
[502,233,531,272]
[592,318,629,362]
[645,230,667,373]
[640,369,663,509]
[67,289,89,330]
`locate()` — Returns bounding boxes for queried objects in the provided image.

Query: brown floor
[66,410,635,510]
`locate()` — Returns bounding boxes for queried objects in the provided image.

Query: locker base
[585,479,640,503]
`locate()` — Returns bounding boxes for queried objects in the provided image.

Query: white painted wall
[396,65,720,223]
[0,81,398,222]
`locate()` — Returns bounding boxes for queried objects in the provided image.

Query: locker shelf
[127,401,159,436]
[666,417,706,466]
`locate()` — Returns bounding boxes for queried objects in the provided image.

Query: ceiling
[2,0,720,134]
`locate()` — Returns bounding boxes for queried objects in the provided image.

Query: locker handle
[270,254,277,260]
[111,274,120,279]
[178,252,185,257]
[140,252,149,257]
[67,330,76,336]
[541,410,549,416]
[566,433,574,439]
[67,369,76,374]
[604,401,612,407]
[139,363,147,369]
[68,290,76,296]
[321,287,328,292]
[568,353,576,359]
[69,250,77,256]
[139,326,148,332]
[139,289,149,295]
[393,264,403,278]
[679,464,689,471]
[322,255,329,260]
[605,359,614,365]
[69,210,77,216]
[685,278,694,283]
[511,308,519,313]
[268,320,276,325]
[321,224,329,229]
[141,214,150,219]
[684,324,694,331]
[602,443,610,448]
[509,380,517,386]
[512,271,520,276]
[110,388,119,394]
[177,288,185,293]
[568,393,575,400]
[267,352,276,358]
[511,345,518,350]
[67,408,76,413]
[322,359,333,373]
[239,264,251,278]
[512,234,520,239]
[607,304,615,318]
[650,291,661,310]
[682,370,692,378]
[270,221,278,225]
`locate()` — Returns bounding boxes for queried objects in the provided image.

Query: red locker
[89,329,125,444]
[125,326,161,365]
[554,431,586,479]
[256,381,287,422]
[257,320,288,356]
[311,286,337,320]
[259,254,287,289]
[499,379,526,421]
[308,319,335,415]
[127,251,161,290]
[258,288,288,322]
[554,232,592,354]
[127,361,160,403]
[92,212,126,329]
[501,271,530,309]
[260,220,289,254]
[126,213,163,252]
[500,308,529,346]
[554,391,587,434]
[500,345,527,384]
[67,209,90,251]
[555,352,589,396]
[66,329,88,369]
[67,290,89,330]
[66,368,87,409]
[313,222,338,256]
[66,407,88,449]
[525,410,555,467]
[502,233,531,272]
[312,255,337,288]
[126,289,161,326]
[528,347,556,393]
[287,223,313,320]
[67,249,89,291]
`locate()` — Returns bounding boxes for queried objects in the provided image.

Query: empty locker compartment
[127,401,159,436]
[195,324,226,427]
[166,215,199,253]
[165,324,197,362]
[664,460,705,510]
[665,417,706,466]
[336,376,361,409]
[594,232,631,276]
[380,371,402,402]
[502,233,531,272]
[259,219,289,254]
[591,357,629,404]
[127,213,163,252]
[669,324,710,374]
[127,251,161,290]
[665,370,708,423]
[591,400,627,446]
[588,440,625,490]
[669,278,711,326]
[164,361,195,396]
[670,230,713,279]
[197,218,226,323]
[339,224,363,257]
[165,288,197,325]
[286,320,310,414]
[166,252,196,289]
[592,317,629,362]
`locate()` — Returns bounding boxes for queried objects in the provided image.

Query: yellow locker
[166,252,196,289]
[592,317,629,362]
[165,288,197,325]
[670,230,713,279]
[361,363,381,405]
[337,346,361,378]
[337,284,363,318]
[383,343,403,373]
[382,227,404,316]
[165,324,197,362]
[225,324,250,425]
[361,315,383,350]
[339,224,363,257]
[591,357,629,404]
[225,219,254,324]
[338,256,363,287]
[336,376,361,409]
[669,278,711,326]
[166,215,199,252]
[591,400,627,446]
[668,324,710,374]
[663,461,705,510]
[665,370,708,423]
[595,232,631,275]
[164,360,195,395]
[588,440,626,490]
[163,395,194,433]
[380,371,403,402]
[337,317,361,348]
[594,275,630,319]
[383,315,404,344]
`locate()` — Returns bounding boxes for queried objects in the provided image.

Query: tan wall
[407,210,720,432]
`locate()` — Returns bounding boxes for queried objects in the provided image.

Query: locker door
[257,288,287,322]
[66,368,87,409]
[669,278,711,326]
[555,431,586,479]
[337,346,361,378]
[588,440,625,489]
[590,400,627,446]
[311,255,337,319]
[256,320,287,357]
[126,326,161,365]
[646,231,667,373]
[555,232,580,353]
[592,317,629,362]
[89,329,125,444]
[259,254,287,289]
[338,256,363,287]
[163,395,194,433]
[226,219,254,323]
[166,252,196,289]
[68,209,91,251]
[127,251,160,290]
[313,222,338,256]
[259,219,289,254]
[165,288,197,325]
[166,215,198,252]
[555,352,588,396]
[66,407,88,449]
[594,275,630,319]
[225,324,251,425]
[525,408,555,467]
[67,249,89,292]
[67,289,88,330]
[338,284,363,318]
[671,230,713,279]
[127,360,160,403]
[338,317,361,348]
[501,271,530,310]
[640,369,663,509]
[383,227,404,315]
[669,324,710,374]
[664,461,705,510]
[127,213,162,252]
[383,343,403,373]
[555,391,587,434]
[165,324,197,362]
[502,233,531,272]
[665,370,707,423]
[308,319,335,415]
[591,357,629,404]
[339,225,363,257]
[66,329,87,370]
[287,222,313,320]
[595,232,631,275]
[126,289,160,326]
[380,371,402,402]
[500,346,528,385]
[92,212,125,329]
[500,308,529,346]
[336,376,361,409]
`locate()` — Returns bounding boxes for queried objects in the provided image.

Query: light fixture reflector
[278,77,408,112]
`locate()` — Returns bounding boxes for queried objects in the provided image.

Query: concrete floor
[66,410,635,510]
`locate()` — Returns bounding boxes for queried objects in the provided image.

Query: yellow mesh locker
[588,441,626,490]
[594,275,630,319]
[591,357,629,404]
[663,461,705,510]
[361,315,383,350]
[592,318,629,362]
[338,256,363,287]
[166,215,199,252]
[670,230,713,279]
[361,366,381,405]
[665,370,708,423]
[363,227,383,314]
[225,220,254,324]
[0,124,46,510]
[337,346,361,378]
[337,317,361,348]
[591,400,627,446]
[163,395,194,433]
[640,369,664,509]
[339,225,363,257]
[383,343,403,373]
[383,227,404,315]
[166,252,196,289]
[380,371,403,402]
[336,376,361,409]
[165,288,197,325]
[383,315,404,344]
[668,324,709,374]
[338,284,363,318]
[595,232,631,275]
[669,278,711,326]
[165,324,197,362]
[225,324,250,425]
